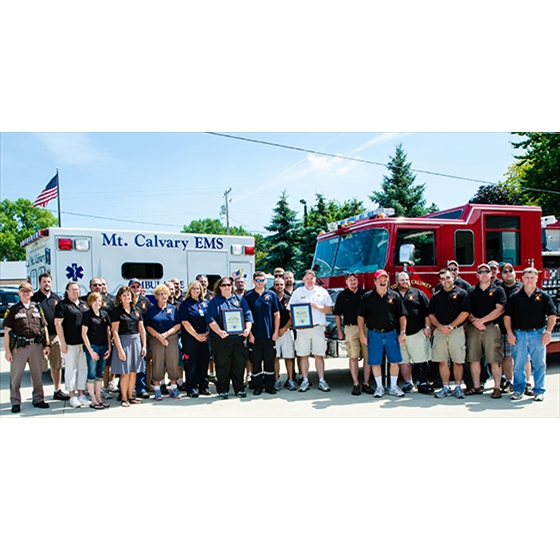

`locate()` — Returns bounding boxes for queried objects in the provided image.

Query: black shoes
[188,390,199,398]
[219,392,228,399]
[253,388,263,395]
[237,390,247,398]
[33,401,50,409]
[11,405,21,413]
[200,388,212,396]
[361,384,374,395]
[352,385,361,396]
[265,388,277,395]
[53,389,70,401]
[137,391,150,399]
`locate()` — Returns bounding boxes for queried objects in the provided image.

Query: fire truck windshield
[312,228,389,277]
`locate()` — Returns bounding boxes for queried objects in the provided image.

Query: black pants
[251,338,276,391]
[211,336,248,394]
[182,337,210,392]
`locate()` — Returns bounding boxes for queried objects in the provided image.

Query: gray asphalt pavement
[1,338,559,417]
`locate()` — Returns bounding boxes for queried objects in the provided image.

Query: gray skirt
[111,333,145,375]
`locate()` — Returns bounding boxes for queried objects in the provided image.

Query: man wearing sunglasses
[244,271,281,395]
[434,260,473,293]
[465,264,507,398]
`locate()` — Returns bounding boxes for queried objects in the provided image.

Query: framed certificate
[223,309,245,334]
[291,303,313,329]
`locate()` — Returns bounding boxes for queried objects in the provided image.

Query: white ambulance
[21,227,255,296]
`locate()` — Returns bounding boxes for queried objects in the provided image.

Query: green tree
[261,191,304,274]
[369,143,437,217]
[253,233,267,270]
[0,199,58,261]
[511,132,560,216]
[298,193,364,275]
[182,218,251,236]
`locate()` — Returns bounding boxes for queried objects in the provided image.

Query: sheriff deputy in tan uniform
[3,282,51,413]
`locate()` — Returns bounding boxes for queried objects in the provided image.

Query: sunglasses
[254,278,266,283]
[502,269,513,274]
[220,283,232,287]
[274,274,283,277]
[448,267,458,272]
[478,270,491,274]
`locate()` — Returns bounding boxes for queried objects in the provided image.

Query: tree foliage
[182,218,251,236]
[0,199,58,261]
[469,177,528,205]
[511,132,560,216]
[369,143,437,217]
[261,191,303,274]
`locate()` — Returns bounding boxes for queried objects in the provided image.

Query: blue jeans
[367,329,402,365]
[512,329,547,395]
[85,345,108,382]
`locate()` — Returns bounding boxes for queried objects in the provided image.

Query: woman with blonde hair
[145,284,181,401]
[81,291,112,409]
[110,285,146,407]
[179,280,211,398]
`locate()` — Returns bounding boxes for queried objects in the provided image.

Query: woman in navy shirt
[206,276,253,399]
[180,280,211,398]
[145,284,181,401]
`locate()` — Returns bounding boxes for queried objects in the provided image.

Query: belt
[369,328,394,333]
[515,327,545,332]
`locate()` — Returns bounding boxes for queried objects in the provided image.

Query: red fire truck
[312,203,560,353]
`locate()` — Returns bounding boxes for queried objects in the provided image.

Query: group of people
[3,260,557,413]
[334,260,557,402]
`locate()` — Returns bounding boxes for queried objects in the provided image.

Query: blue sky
[0,132,519,235]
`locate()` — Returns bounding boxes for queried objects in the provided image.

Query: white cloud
[306,153,353,175]
[351,132,410,154]
[34,133,109,164]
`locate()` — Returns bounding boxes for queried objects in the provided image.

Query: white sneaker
[101,388,112,400]
[108,381,118,392]
[318,379,331,392]
[299,380,310,392]
[78,394,91,406]
[534,394,545,402]
[274,380,282,392]
[373,386,385,398]
[387,385,404,397]
[69,396,82,408]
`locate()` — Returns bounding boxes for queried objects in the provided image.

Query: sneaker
[361,383,374,395]
[351,385,361,396]
[524,385,534,397]
[511,391,523,400]
[318,380,331,392]
[236,390,247,398]
[274,380,282,392]
[299,380,310,392]
[169,387,181,399]
[501,381,514,394]
[534,394,544,402]
[297,374,312,387]
[69,396,82,408]
[285,379,297,391]
[53,389,70,401]
[417,382,434,394]
[108,381,118,392]
[208,373,217,384]
[402,382,414,393]
[452,386,465,399]
[78,394,91,406]
[154,388,163,401]
[435,386,452,398]
[101,388,113,400]
[161,383,169,395]
[219,392,228,399]
[387,385,405,397]
[373,386,385,398]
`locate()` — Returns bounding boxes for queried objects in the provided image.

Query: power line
[206,132,560,195]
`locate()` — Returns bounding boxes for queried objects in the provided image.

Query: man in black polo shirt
[503,267,557,401]
[334,272,372,396]
[428,268,470,399]
[357,269,407,398]
[395,271,433,394]
[33,273,69,400]
[465,263,507,398]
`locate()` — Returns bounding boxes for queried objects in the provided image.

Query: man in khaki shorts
[334,272,372,395]
[465,264,506,398]
[428,269,470,399]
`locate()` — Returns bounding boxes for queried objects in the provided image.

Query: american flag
[33,173,58,207]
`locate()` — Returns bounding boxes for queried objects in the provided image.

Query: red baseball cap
[374,269,388,279]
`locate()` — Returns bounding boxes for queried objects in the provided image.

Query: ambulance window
[394,228,436,266]
[455,230,474,265]
[485,215,520,265]
[122,263,164,280]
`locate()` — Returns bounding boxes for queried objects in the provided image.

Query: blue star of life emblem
[66,263,84,281]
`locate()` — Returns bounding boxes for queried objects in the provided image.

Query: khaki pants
[10,343,45,406]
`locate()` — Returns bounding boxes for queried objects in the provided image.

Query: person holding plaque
[206,276,253,399]
[288,269,334,392]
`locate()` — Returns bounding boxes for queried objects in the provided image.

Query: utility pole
[224,188,232,235]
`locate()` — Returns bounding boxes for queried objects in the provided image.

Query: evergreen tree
[369,143,436,217]
[261,191,303,273]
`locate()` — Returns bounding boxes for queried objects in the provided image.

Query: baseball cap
[19,282,33,291]
[346,272,358,279]
[128,278,141,286]
[374,269,388,279]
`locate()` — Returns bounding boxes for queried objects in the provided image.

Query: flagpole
[56,167,61,227]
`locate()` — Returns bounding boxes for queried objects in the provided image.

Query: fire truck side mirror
[399,244,416,266]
